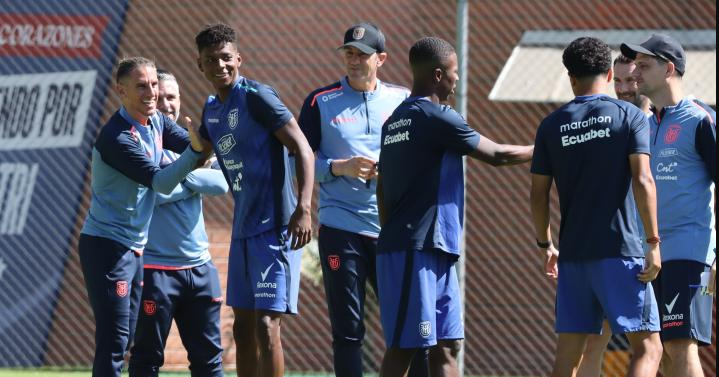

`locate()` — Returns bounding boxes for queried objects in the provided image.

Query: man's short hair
[613,54,634,66]
[409,37,455,71]
[156,68,177,83]
[115,57,155,84]
[195,23,236,52]
[562,37,612,78]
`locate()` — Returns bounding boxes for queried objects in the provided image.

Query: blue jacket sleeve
[155,183,196,205]
[96,126,160,188]
[695,116,716,182]
[297,90,335,182]
[183,168,230,196]
[152,146,202,194]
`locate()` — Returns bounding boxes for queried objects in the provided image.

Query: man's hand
[708,259,716,296]
[287,206,312,250]
[332,156,378,179]
[638,244,661,282]
[185,116,212,154]
[543,245,559,279]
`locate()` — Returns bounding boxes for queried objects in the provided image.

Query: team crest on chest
[664,124,681,144]
[353,27,365,40]
[228,108,239,129]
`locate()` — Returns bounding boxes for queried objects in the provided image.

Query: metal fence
[0,0,715,376]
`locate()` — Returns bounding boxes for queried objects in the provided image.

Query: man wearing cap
[622,34,716,377]
[298,22,427,377]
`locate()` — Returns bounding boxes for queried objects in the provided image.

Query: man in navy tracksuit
[79,58,211,377]
[298,23,427,377]
[129,70,229,377]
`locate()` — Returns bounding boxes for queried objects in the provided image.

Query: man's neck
[347,76,377,92]
[216,78,240,103]
[649,83,683,113]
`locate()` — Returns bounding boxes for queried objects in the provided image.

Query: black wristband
[536,239,552,249]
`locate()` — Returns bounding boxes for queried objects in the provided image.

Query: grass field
[0,371,340,377]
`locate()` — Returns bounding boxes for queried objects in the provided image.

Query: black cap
[620,34,686,75]
[338,22,385,54]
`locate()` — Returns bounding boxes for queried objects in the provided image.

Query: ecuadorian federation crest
[419,321,431,338]
[228,108,239,129]
[353,27,365,40]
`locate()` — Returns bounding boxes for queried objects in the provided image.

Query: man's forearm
[294,144,315,211]
[632,173,659,239]
[496,144,534,166]
[530,187,552,243]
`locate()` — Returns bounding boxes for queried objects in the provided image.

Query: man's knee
[663,338,697,358]
[628,332,663,360]
[436,339,463,359]
[255,313,282,350]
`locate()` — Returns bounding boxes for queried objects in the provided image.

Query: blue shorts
[556,257,660,334]
[653,260,713,345]
[377,249,464,349]
[227,228,302,314]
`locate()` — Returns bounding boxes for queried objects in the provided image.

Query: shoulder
[686,98,716,125]
[97,112,134,146]
[304,81,343,108]
[380,81,410,98]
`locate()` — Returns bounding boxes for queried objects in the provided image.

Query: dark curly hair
[409,36,455,71]
[562,37,611,78]
[195,23,236,52]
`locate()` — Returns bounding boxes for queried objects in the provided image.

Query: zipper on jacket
[363,92,370,134]
[653,112,662,145]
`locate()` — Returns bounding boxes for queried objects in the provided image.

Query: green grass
[0,370,339,377]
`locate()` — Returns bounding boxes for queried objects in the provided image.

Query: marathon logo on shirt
[559,115,612,133]
[384,118,412,146]
[0,71,96,150]
[561,128,611,147]
[0,13,108,58]
[0,162,38,235]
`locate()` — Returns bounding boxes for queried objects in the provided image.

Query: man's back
[531,94,650,261]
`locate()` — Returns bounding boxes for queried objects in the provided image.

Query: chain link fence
[1,0,715,376]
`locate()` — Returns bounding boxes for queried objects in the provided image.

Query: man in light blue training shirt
[298,22,428,377]
[79,57,211,377]
[129,70,229,377]
[622,34,716,377]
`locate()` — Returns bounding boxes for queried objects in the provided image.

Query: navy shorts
[227,228,302,313]
[556,257,659,334]
[653,260,713,345]
[377,249,464,349]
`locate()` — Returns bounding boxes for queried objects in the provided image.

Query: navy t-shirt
[531,94,650,261]
[377,97,481,256]
[200,77,296,239]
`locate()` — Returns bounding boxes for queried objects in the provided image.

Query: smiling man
[79,57,211,377]
[194,23,314,377]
